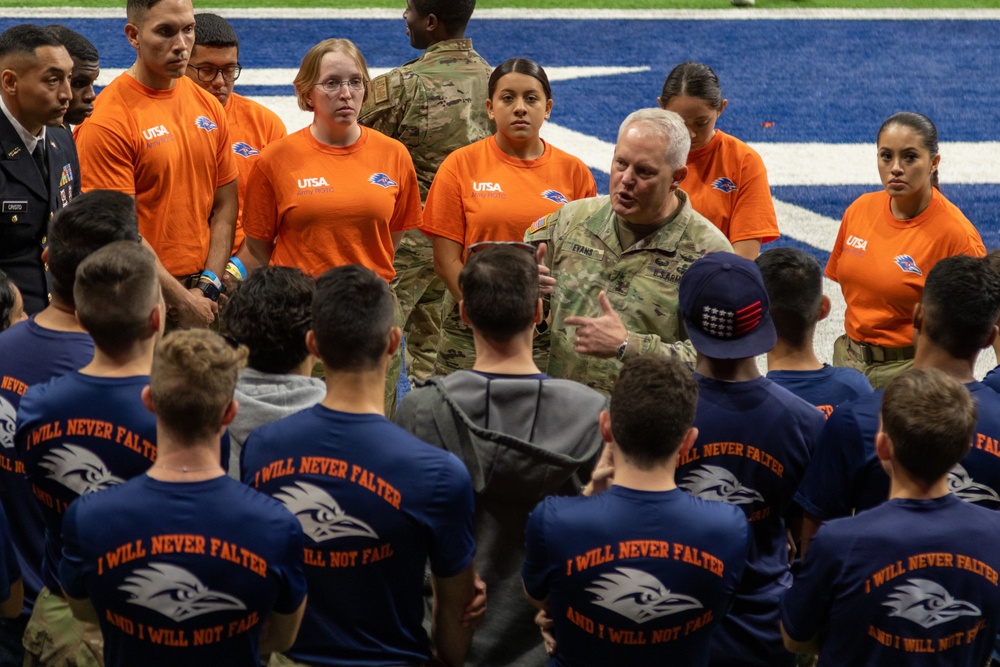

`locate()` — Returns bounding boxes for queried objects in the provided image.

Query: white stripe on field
[6,8,1000,20]
[97,65,649,89]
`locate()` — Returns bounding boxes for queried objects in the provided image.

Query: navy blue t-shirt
[241,405,476,666]
[796,382,1000,520]
[0,316,93,609]
[523,487,749,667]
[766,364,873,419]
[782,495,1000,666]
[60,474,307,667]
[676,374,823,667]
[15,372,157,593]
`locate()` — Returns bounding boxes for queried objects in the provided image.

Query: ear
[677,426,698,459]
[670,164,689,190]
[141,385,154,414]
[985,324,999,351]
[220,399,238,427]
[0,69,17,96]
[598,410,614,444]
[544,97,553,120]
[124,22,140,51]
[718,98,729,116]
[656,96,666,110]
[912,302,923,331]
[817,294,831,322]
[41,246,49,263]
[149,302,162,336]
[875,430,892,463]
[387,326,402,357]
[305,330,320,359]
[485,97,494,121]
[459,299,472,327]
[534,298,544,325]
[424,12,439,33]
[931,152,941,174]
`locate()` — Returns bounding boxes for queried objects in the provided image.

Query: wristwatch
[196,280,221,302]
[616,338,628,361]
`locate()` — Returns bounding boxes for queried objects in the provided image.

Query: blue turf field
[4,13,999,256]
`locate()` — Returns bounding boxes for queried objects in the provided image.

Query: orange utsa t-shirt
[683,129,779,244]
[826,188,985,347]
[421,136,596,248]
[242,126,422,281]
[74,75,238,276]
[225,92,287,254]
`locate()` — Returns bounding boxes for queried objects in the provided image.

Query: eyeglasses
[466,241,536,257]
[314,77,366,94]
[187,64,242,83]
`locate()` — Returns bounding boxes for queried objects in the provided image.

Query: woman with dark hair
[826,111,985,388]
[658,61,778,259]
[0,273,26,333]
[424,57,596,374]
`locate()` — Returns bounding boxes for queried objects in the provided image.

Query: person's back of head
[679,251,776,361]
[756,247,824,349]
[0,272,26,332]
[610,356,698,469]
[43,25,98,63]
[920,254,1000,360]
[881,367,975,486]
[312,265,395,372]
[222,266,314,374]
[459,243,539,343]
[193,13,238,49]
[73,241,160,357]
[150,329,247,443]
[411,0,476,37]
[48,190,140,308]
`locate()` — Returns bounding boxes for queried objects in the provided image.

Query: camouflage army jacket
[358,38,494,200]
[525,191,732,393]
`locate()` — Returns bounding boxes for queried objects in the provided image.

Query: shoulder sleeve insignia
[372,77,389,105]
[528,216,548,234]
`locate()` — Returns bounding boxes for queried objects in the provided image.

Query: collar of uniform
[425,38,474,54]
[0,95,45,153]
[590,190,693,254]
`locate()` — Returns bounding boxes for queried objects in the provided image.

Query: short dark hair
[151,330,247,443]
[0,24,65,63]
[459,245,538,342]
[411,0,476,35]
[488,58,551,100]
[45,25,98,62]
[74,241,159,356]
[610,356,698,470]
[0,272,19,333]
[48,191,140,307]
[221,266,314,374]
[756,247,823,348]
[882,367,975,485]
[659,61,724,110]
[193,13,238,50]
[126,0,168,24]
[312,265,394,372]
[921,254,1000,360]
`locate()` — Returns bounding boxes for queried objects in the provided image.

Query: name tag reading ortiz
[566,243,604,260]
[2,201,27,215]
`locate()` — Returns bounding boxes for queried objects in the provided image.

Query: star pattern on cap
[701,305,735,338]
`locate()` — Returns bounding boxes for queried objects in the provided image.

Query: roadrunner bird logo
[194,116,218,132]
[0,397,14,449]
[883,579,981,628]
[39,444,125,495]
[679,465,765,506]
[587,567,703,624]
[232,142,260,158]
[711,177,738,193]
[893,254,922,275]
[541,189,569,204]
[947,464,1000,505]
[274,481,378,543]
[368,173,398,188]
[120,563,247,622]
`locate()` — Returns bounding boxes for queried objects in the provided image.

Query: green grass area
[6,0,1000,8]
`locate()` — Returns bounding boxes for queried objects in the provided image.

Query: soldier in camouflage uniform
[358,0,493,382]
[526,108,732,394]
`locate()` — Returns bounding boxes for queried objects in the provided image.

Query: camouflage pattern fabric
[433,291,475,375]
[526,192,733,394]
[360,38,494,382]
[22,587,103,667]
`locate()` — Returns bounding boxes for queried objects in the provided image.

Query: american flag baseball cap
[679,251,776,359]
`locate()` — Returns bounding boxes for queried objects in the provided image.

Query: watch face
[198,281,221,302]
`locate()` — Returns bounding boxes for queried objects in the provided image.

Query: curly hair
[0,272,20,333]
[221,266,314,374]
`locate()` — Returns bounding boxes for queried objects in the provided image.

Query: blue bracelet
[226,257,247,280]
[199,269,222,288]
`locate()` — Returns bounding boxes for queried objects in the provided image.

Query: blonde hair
[293,38,370,112]
[150,330,248,443]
